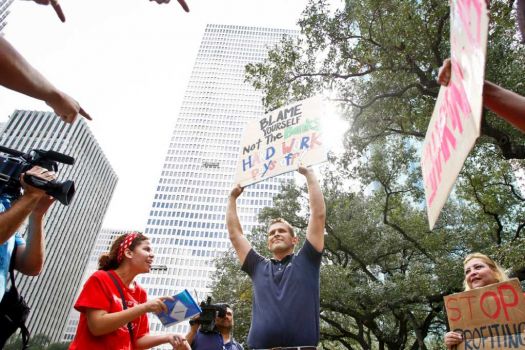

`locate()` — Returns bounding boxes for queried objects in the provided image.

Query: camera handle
[22,174,75,205]
[23,174,49,190]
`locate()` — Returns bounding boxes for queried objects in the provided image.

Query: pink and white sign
[421,0,489,230]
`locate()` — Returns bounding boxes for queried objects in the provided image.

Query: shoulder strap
[8,245,30,349]
[9,244,17,287]
[106,271,135,343]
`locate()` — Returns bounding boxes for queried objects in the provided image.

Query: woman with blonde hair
[70,232,188,349]
[444,252,509,349]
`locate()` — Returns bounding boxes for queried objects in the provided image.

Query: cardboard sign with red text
[444,279,525,349]
[234,96,327,187]
[421,0,489,229]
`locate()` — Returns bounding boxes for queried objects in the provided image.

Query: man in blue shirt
[227,166,326,349]
[186,304,244,350]
[0,166,56,302]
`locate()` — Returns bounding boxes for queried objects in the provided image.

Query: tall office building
[140,24,297,338]
[61,228,139,342]
[0,110,118,341]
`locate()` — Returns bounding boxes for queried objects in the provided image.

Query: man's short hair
[268,218,295,237]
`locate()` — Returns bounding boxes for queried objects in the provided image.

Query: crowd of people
[0,0,523,349]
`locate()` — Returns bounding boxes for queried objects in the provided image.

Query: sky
[0,0,346,230]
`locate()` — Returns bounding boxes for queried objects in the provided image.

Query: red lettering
[446,298,462,321]
[497,284,519,321]
[281,138,296,154]
[480,291,501,319]
[439,124,457,161]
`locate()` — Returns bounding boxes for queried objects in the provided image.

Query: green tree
[4,333,69,350]
[212,0,525,349]
[45,342,70,350]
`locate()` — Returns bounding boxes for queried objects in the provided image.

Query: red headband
[117,233,139,263]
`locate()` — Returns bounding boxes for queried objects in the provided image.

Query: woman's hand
[142,296,173,314]
[167,334,189,350]
[444,331,463,349]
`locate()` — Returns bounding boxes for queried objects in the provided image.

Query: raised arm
[483,81,525,133]
[0,36,90,123]
[185,318,199,346]
[299,166,326,252]
[0,166,52,245]
[14,195,55,276]
[12,167,56,275]
[0,192,41,245]
[226,185,252,265]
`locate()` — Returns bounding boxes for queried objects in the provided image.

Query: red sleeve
[74,271,112,313]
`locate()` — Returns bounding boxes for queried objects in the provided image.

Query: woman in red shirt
[70,232,189,349]
[444,253,509,349]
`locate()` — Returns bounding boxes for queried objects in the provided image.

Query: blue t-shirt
[0,195,26,301]
[242,239,322,348]
[191,330,243,350]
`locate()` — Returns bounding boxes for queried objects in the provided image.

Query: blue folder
[156,289,202,327]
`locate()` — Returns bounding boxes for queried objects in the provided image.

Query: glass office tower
[140,24,297,337]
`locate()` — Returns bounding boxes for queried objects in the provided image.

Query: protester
[0,167,56,347]
[437,58,525,133]
[186,304,243,350]
[444,253,509,349]
[69,232,189,350]
[227,165,326,349]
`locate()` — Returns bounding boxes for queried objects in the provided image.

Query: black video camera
[189,297,227,333]
[0,145,75,205]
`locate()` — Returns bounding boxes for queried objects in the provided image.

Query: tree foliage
[212,0,525,349]
[4,333,69,350]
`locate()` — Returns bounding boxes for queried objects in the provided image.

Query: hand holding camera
[0,146,76,205]
[188,297,227,333]
[21,166,56,216]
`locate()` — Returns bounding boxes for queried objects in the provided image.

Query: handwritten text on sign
[444,279,525,349]
[234,96,327,187]
[421,0,489,230]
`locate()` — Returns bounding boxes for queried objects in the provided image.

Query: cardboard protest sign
[421,0,489,230]
[444,279,525,349]
[234,95,327,187]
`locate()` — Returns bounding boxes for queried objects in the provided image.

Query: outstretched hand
[150,0,190,12]
[45,89,91,124]
[167,334,187,349]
